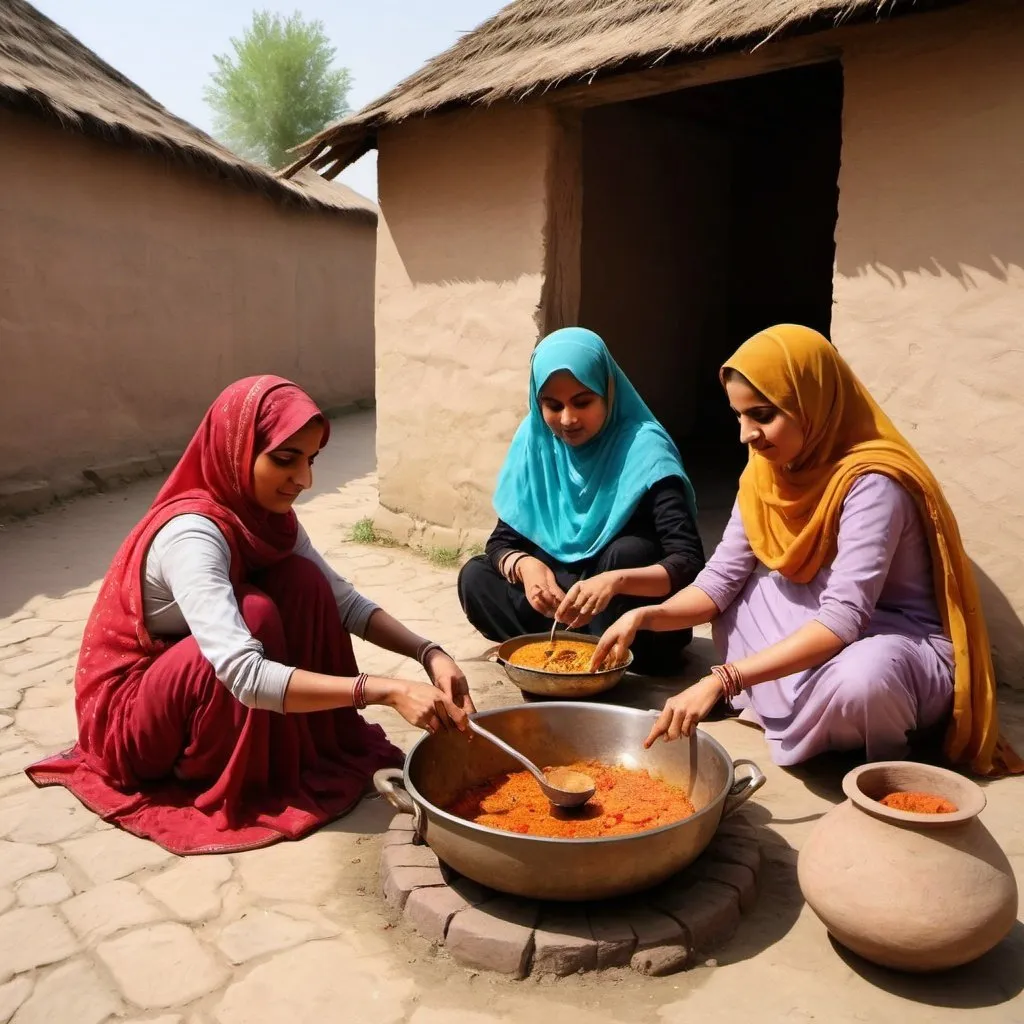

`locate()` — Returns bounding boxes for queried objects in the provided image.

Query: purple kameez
[693,474,954,765]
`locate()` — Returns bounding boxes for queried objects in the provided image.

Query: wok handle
[373,768,424,836]
[722,758,766,818]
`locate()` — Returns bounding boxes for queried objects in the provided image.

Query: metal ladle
[467,717,596,808]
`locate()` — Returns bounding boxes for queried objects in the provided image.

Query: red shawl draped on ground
[26,376,402,853]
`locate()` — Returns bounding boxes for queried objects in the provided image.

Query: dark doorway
[578,61,844,523]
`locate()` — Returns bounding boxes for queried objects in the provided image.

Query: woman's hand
[424,649,477,714]
[555,572,621,628]
[589,610,640,672]
[518,557,566,617]
[384,680,468,734]
[643,675,724,747]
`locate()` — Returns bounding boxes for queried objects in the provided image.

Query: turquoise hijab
[493,327,696,563]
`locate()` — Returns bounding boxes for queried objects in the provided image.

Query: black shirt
[485,476,705,593]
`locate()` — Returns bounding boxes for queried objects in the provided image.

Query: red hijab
[75,376,327,761]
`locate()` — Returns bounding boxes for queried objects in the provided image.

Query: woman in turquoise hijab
[458,327,705,674]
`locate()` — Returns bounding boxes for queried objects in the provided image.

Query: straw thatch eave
[286,0,965,179]
[0,0,375,219]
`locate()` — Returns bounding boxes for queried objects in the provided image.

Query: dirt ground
[1,411,1021,1024]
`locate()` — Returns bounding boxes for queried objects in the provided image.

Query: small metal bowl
[495,630,633,698]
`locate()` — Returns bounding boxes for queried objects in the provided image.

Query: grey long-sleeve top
[142,514,378,713]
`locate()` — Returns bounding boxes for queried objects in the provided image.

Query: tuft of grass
[426,545,462,570]
[465,542,485,559]
[351,517,376,544]
[351,517,398,547]
[352,518,480,567]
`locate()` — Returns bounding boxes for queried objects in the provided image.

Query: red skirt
[26,556,404,854]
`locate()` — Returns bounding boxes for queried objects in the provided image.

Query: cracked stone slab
[0,744,47,781]
[61,880,166,943]
[408,1011,506,1024]
[142,856,233,922]
[0,619,55,648]
[14,704,76,747]
[60,829,172,885]
[0,907,79,982]
[8,959,121,1024]
[14,871,73,907]
[0,841,56,888]
[215,907,337,965]
[234,829,350,902]
[214,939,415,1024]
[3,788,98,845]
[0,977,33,1023]
[97,922,228,1009]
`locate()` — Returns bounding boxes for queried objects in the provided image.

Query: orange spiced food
[879,791,958,814]
[445,759,696,838]
[508,639,622,674]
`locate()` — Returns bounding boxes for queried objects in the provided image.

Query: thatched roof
[284,167,378,219]
[0,0,375,219]
[290,0,950,176]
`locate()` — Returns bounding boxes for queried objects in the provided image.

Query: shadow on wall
[836,220,1023,290]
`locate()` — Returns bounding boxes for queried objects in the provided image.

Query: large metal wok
[374,702,765,902]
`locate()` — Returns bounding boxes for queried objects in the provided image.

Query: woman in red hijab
[27,376,473,854]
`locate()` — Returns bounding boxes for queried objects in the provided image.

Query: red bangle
[711,663,744,701]
[352,673,368,710]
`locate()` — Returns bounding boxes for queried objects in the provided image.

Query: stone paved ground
[1,410,1022,1024]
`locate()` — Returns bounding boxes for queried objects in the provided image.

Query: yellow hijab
[724,324,1022,778]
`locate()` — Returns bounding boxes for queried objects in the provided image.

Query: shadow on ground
[0,410,378,619]
[830,921,1024,1009]
[321,791,397,836]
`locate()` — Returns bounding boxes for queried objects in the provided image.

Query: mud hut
[0,0,378,512]
[288,0,1024,685]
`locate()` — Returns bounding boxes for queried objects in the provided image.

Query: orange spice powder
[445,759,696,839]
[879,791,958,814]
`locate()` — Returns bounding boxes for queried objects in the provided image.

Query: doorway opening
[577,61,844,529]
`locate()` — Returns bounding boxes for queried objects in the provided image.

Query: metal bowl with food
[495,630,632,698]
[374,702,765,902]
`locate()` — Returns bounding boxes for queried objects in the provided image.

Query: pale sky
[32,0,506,199]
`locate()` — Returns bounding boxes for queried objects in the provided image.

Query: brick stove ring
[379,812,764,978]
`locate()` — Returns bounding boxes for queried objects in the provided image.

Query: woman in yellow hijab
[593,325,1021,776]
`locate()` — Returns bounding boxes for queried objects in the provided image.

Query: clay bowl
[797,761,1018,972]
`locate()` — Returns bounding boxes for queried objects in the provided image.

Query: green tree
[205,10,350,169]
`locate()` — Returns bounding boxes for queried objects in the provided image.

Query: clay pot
[797,761,1018,972]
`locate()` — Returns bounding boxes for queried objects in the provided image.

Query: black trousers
[457,535,692,676]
